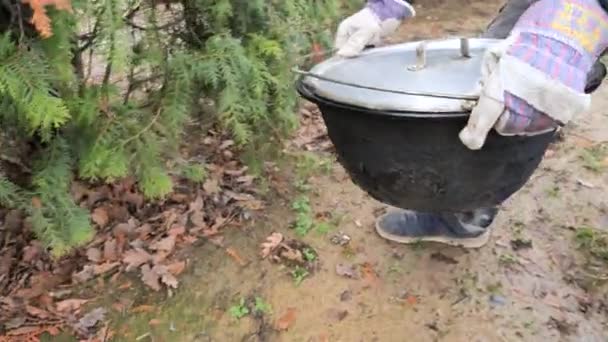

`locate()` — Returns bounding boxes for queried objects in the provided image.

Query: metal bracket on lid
[460,38,471,58]
[407,41,427,71]
[407,38,472,72]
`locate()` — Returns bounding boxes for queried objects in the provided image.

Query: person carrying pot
[335,0,608,248]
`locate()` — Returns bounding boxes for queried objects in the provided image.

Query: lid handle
[408,38,471,71]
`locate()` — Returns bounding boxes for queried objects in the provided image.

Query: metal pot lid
[298,38,502,114]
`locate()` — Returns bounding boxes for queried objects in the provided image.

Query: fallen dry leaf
[22,243,43,263]
[25,305,50,319]
[113,222,135,239]
[23,0,52,38]
[189,195,204,212]
[171,193,189,203]
[190,210,206,228]
[168,225,186,237]
[140,264,161,291]
[149,319,162,326]
[94,262,120,275]
[152,250,169,264]
[71,181,89,202]
[112,302,125,312]
[166,261,186,276]
[219,140,234,149]
[150,236,176,253]
[242,199,264,211]
[326,308,348,323]
[46,326,61,336]
[122,248,152,272]
[94,323,114,342]
[360,262,379,285]
[131,305,156,313]
[108,204,130,223]
[103,238,119,261]
[118,281,132,290]
[224,190,255,202]
[236,175,255,185]
[201,226,220,237]
[74,307,106,332]
[91,207,110,228]
[123,192,144,208]
[182,235,198,244]
[6,326,40,336]
[336,263,359,279]
[275,308,297,331]
[226,247,247,266]
[260,233,283,258]
[86,247,102,263]
[73,265,95,283]
[152,265,179,289]
[280,247,304,263]
[136,224,153,239]
[56,299,88,312]
[224,167,247,176]
[203,179,220,194]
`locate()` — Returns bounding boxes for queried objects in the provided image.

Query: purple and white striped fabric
[498,0,608,134]
[366,0,416,21]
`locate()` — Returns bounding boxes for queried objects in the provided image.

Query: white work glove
[459,41,509,150]
[335,0,416,58]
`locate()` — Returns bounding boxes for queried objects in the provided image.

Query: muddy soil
[100,1,608,341]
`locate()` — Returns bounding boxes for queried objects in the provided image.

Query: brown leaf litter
[0,132,266,339]
[260,232,319,279]
[292,102,333,152]
[275,308,297,331]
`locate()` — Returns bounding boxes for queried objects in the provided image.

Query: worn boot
[375,207,498,248]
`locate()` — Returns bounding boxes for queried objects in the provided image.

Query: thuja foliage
[0,0,358,256]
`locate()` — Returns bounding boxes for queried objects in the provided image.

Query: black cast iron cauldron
[295,38,555,213]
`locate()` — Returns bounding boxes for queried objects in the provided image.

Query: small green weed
[410,239,425,251]
[512,221,525,233]
[295,152,334,179]
[292,196,314,236]
[229,298,250,319]
[580,144,607,173]
[302,248,316,262]
[485,281,503,294]
[291,266,309,286]
[388,264,401,276]
[498,253,518,266]
[341,245,356,259]
[180,163,207,183]
[292,195,311,212]
[254,297,272,314]
[295,179,312,192]
[315,211,344,235]
[455,271,479,292]
[314,221,335,235]
[546,186,560,198]
[575,227,608,261]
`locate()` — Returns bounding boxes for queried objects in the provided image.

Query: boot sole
[374,215,492,249]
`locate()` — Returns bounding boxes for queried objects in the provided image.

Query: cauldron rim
[296,81,469,119]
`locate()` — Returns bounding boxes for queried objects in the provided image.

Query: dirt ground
[93,1,608,341]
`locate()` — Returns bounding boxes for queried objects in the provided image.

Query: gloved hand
[459,42,509,150]
[335,0,416,58]
[483,0,606,94]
